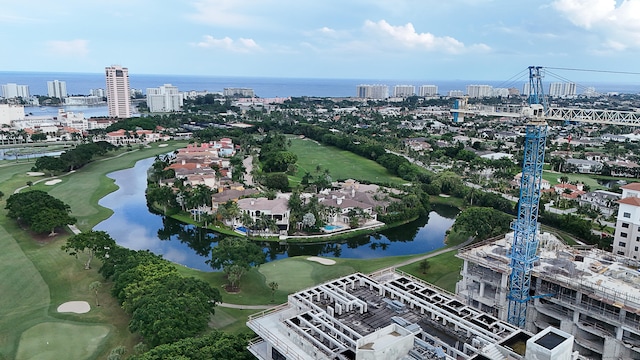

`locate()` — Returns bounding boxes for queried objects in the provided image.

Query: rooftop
[247,271,540,360]
[458,232,640,313]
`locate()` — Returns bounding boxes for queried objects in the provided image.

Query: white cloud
[187,0,261,27]
[45,39,89,57]
[363,20,489,54]
[193,35,261,53]
[552,0,640,49]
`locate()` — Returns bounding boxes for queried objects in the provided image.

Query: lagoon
[94,157,458,271]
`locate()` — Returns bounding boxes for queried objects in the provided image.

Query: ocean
[2,71,639,100]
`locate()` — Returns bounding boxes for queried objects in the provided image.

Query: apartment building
[419,85,438,97]
[393,85,416,98]
[146,84,183,112]
[356,84,389,99]
[47,80,67,99]
[457,232,640,359]
[1,83,30,99]
[612,183,640,259]
[224,87,255,97]
[247,271,578,360]
[105,65,131,118]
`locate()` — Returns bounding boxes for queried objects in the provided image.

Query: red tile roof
[622,182,640,191]
[619,197,640,206]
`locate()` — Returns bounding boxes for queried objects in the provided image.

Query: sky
[1,0,640,82]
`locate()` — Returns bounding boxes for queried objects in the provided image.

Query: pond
[94,157,459,272]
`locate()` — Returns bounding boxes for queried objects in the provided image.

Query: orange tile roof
[619,197,640,206]
[622,182,640,191]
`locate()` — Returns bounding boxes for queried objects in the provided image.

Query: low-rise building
[236,197,290,234]
[247,271,578,360]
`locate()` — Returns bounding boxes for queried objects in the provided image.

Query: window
[618,251,626,255]
[619,242,627,247]
[621,232,628,238]
[622,223,630,228]
[635,246,638,251]
[624,212,631,218]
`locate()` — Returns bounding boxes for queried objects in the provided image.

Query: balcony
[574,337,604,354]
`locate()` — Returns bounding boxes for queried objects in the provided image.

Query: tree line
[60,231,257,358]
[32,141,116,175]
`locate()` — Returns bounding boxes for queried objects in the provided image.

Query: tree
[263,172,289,191]
[418,259,430,274]
[33,156,67,175]
[5,190,75,234]
[302,212,316,229]
[61,231,116,269]
[89,281,102,306]
[268,281,279,302]
[453,207,512,240]
[208,237,266,290]
[31,208,76,236]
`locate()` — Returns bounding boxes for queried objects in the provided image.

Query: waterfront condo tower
[105,65,131,118]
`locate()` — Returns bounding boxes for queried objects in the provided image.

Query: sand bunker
[57,301,90,314]
[307,256,336,265]
[27,172,45,176]
[44,179,62,186]
[158,144,169,147]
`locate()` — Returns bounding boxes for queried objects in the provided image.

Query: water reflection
[95,157,458,272]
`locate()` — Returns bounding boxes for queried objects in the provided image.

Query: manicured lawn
[41,142,187,230]
[398,250,463,293]
[15,322,110,360]
[288,137,405,186]
[0,144,190,360]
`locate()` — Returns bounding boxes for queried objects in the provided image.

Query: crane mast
[506,66,548,328]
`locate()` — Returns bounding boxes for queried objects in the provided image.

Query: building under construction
[457,232,640,359]
[247,270,579,360]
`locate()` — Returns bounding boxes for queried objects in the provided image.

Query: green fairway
[259,257,356,294]
[288,137,404,186]
[15,322,109,360]
[43,142,187,230]
[0,143,187,359]
[398,250,463,293]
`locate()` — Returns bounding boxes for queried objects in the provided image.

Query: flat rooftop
[247,270,531,360]
[458,232,640,313]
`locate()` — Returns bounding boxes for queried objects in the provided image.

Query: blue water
[95,157,458,272]
[2,71,638,98]
[324,225,343,231]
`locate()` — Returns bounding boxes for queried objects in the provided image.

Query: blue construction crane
[506,66,548,328]
[450,66,640,328]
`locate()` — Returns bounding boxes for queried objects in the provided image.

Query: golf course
[0,140,464,359]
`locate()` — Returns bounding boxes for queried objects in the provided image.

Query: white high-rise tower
[105,65,131,118]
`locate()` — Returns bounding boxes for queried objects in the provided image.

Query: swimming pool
[236,226,248,234]
[323,225,343,231]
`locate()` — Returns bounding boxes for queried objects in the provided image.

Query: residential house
[578,190,621,216]
[236,197,290,234]
[565,158,603,174]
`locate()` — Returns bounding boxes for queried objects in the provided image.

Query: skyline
[2,1,640,84]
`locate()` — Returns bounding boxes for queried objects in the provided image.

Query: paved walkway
[217,302,273,310]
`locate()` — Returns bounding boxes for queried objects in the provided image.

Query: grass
[15,322,110,360]
[398,250,463,293]
[287,137,404,186]
[0,143,189,360]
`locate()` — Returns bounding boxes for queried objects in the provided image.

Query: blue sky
[1,0,639,81]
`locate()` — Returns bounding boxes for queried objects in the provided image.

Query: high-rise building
[223,88,255,97]
[356,84,389,99]
[105,65,131,118]
[418,85,438,97]
[612,183,640,259]
[466,84,492,98]
[47,80,67,99]
[393,85,415,97]
[1,83,30,99]
[90,88,106,98]
[146,84,183,113]
[548,82,577,98]
[447,90,464,97]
